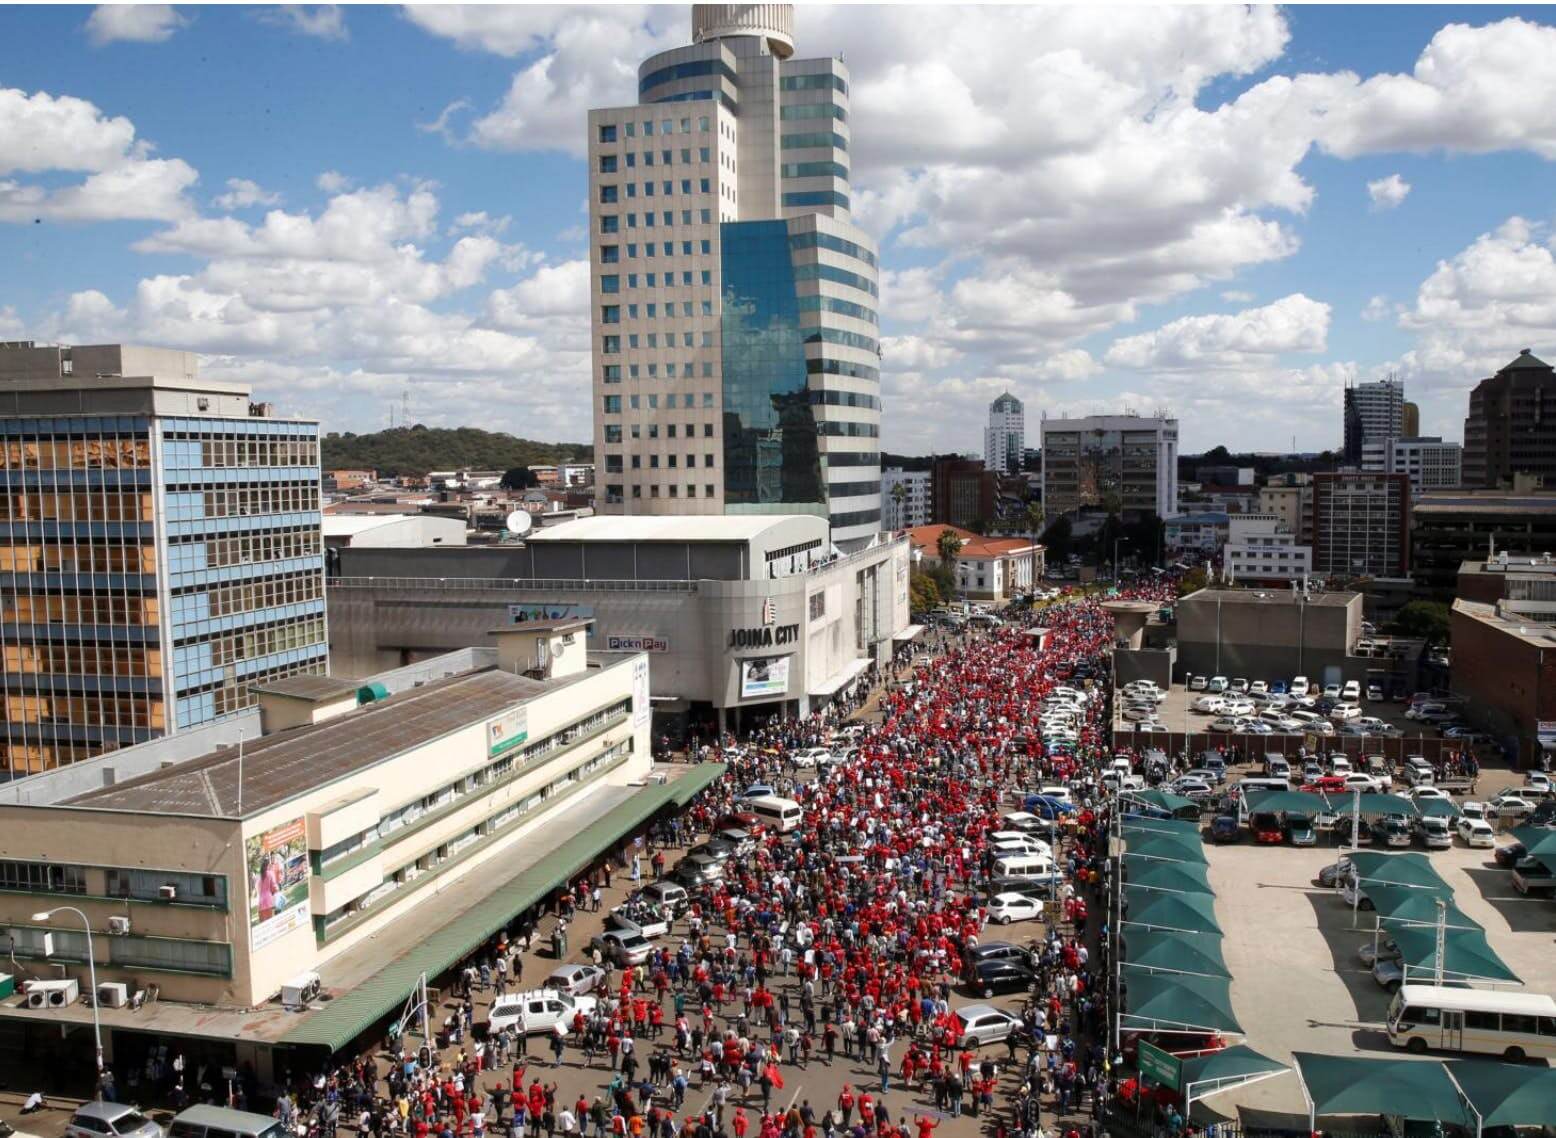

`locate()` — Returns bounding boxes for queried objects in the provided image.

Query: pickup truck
[606,905,671,940]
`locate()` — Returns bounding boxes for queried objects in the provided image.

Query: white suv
[488,990,598,1035]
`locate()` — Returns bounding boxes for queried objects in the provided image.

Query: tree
[1040,515,1073,563]
[1177,566,1210,597]
[909,571,941,613]
[936,528,965,564]
[1391,601,1451,645]
[1024,501,1045,543]
[501,467,539,490]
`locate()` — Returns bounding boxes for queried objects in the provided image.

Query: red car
[714,811,767,836]
[1250,812,1283,844]
[1302,775,1347,795]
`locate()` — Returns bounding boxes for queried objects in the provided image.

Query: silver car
[67,1104,162,1138]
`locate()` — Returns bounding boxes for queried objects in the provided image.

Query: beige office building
[589,4,882,544]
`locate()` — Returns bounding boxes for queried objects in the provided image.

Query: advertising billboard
[632,657,651,728]
[246,818,310,951]
[607,635,669,653]
[488,705,530,758]
[508,602,595,625]
[739,655,791,699]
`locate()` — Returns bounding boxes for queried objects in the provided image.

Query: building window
[601,305,620,324]
[600,215,619,234]
[600,245,619,264]
[603,396,621,414]
[600,275,620,294]
[599,124,617,143]
[599,185,618,204]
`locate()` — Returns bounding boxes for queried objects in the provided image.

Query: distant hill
[321,426,593,478]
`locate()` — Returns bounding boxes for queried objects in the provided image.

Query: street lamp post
[33,906,103,1080]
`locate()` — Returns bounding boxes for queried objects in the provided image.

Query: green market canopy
[1123,830,1210,865]
[1122,856,1215,895]
[1120,971,1242,1035]
[1121,927,1230,979]
[1387,925,1521,985]
[1293,1053,1473,1127]
[1122,886,1222,935]
[1347,851,1452,895]
[1507,824,1556,857]
[1366,885,1481,931]
[1121,817,1201,837]
[1121,788,1201,819]
[1446,1061,1556,1130]
[1179,1045,1289,1106]
[1241,789,1328,815]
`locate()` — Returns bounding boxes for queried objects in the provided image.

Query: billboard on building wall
[246,819,310,951]
[632,657,651,728]
[739,656,791,699]
[488,706,530,757]
[509,602,596,631]
[608,635,669,652]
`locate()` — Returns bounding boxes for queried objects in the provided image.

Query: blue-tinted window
[789,231,876,267]
[601,306,620,324]
[781,162,849,180]
[804,328,879,353]
[783,191,850,210]
[605,425,622,443]
[603,365,622,382]
[600,275,620,294]
[603,336,620,353]
[782,132,848,152]
[797,295,876,324]
[780,73,848,95]
[600,215,619,234]
[639,58,737,96]
[602,396,621,414]
[599,155,617,173]
[599,185,618,203]
[719,220,825,508]
[793,262,876,296]
[780,103,847,122]
[599,124,617,143]
[600,245,619,263]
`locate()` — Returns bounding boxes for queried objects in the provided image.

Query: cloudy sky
[4,4,1556,453]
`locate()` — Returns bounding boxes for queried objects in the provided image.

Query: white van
[988,832,1054,858]
[993,853,1059,880]
[747,795,804,833]
[488,990,597,1036]
[170,1107,285,1138]
[1239,776,1292,796]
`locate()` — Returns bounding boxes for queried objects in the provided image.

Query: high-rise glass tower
[0,342,327,777]
[588,4,882,546]
[984,391,1024,475]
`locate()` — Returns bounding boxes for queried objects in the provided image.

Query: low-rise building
[1451,598,1556,766]
[321,514,467,549]
[1177,587,1361,685]
[1224,514,1312,584]
[1165,512,1229,552]
[1361,436,1462,493]
[906,524,1043,603]
[1410,483,1556,599]
[0,636,710,1075]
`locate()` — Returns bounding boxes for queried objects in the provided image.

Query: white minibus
[1387,984,1556,1061]
[747,795,804,833]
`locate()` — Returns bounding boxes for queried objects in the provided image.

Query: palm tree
[1023,500,1046,588]
[936,527,964,564]
[890,480,909,529]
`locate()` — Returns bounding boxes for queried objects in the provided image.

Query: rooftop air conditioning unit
[97,982,129,1008]
[158,885,178,900]
[281,970,322,1009]
[23,978,79,1009]
[107,916,131,936]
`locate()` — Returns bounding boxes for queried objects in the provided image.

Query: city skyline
[4,5,1556,452]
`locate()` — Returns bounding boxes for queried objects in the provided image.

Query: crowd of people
[269,580,1183,1138]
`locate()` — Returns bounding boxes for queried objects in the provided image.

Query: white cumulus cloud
[1368,173,1411,210]
[85,5,187,45]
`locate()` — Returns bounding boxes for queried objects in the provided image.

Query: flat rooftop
[1417,492,1556,515]
[64,666,577,818]
[524,514,822,543]
[252,674,360,702]
[1180,587,1356,607]
[1453,598,1556,648]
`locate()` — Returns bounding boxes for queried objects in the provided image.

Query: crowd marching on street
[264,580,1183,1138]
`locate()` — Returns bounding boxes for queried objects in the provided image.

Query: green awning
[1123,856,1214,895]
[1294,1053,1473,1126]
[1388,925,1521,984]
[1446,1061,1556,1128]
[1327,791,1422,817]
[1123,885,1222,935]
[1122,928,1230,978]
[1121,971,1242,1035]
[1121,817,1201,837]
[1348,851,1451,894]
[1367,886,1481,930]
[1412,797,1459,819]
[281,763,726,1051]
[1121,788,1201,819]
[1508,824,1556,856]
[1242,789,1328,815]
[1179,1044,1288,1095]
[1124,830,1209,865]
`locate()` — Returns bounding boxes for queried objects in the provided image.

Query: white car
[988,892,1044,924]
[1207,676,1229,693]
[1488,791,1537,819]
[1330,704,1362,722]
[1342,773,1383,793]
[955,1004,1024,1046]
[1341,680,1361,702]
[1456,818,1496,848]
[1459,800,1490,822]
[1249,680,1269,696]
[1173,778,1214,800]
[543,963,608,996]
[1409,786,1450,802]
[790,747,831,768]
[1188,675,1209,691]
[1038,785,1073,803]
[1122,705,1157,721]
[1001,810,1058,834]
[1229,678,1250,694]
[988,832,1054,858]
[489,990,599,1035]
[1323,683,1342,699]
[1291,677,1310,697]
[1525,772,1554,797]
[1193,695,1227,714]
[1208,716,1250,733]
[1222,699,1256,717]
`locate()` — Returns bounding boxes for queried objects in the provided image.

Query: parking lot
[1179,838,1556,1125]
[1119,680,1438,745]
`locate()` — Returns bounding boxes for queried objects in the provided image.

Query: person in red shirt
[732,1109,749,1138]
[914,1115,939,1138]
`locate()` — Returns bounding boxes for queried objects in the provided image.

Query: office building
[983,392,1024,476]
[1164,512,1229,553]
[1451,598,1556,767]
[881,468,929,531]
[1462,349,1556,488]
[1223,513,1312,584]
[1310,471,1410,578]
[0,343,326,779]
[0,638,703,1075]
[588,4,882,544]
[1402,401,1420,438]
[327,513,912,737]
[1258,482,1311,543]
[1040,414,1178,518]
[929,455,995,529]
[1195,465,1254,487]
[1411,483,1556,599]
[1361,436,1462,494]
[1342,377,1404,464]
[1456,552,1556,605]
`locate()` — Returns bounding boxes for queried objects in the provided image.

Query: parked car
[66,1105,162,1138]
[1487,790,1538,820]
[1341,680,1361,702]
[1208,716,1250,733]
[543,963,608,997]
[955,1004,1026,1046]
[1209,814,1241,843]
[1193,695,1227,714]
[1286,812,1317,846]
[1206,676,1229,693]
[790,747,831,768]
[1250,812,1283,844]
[1456,817,1496,848]
[1290,677,1310,697]
[1188,674,1208,691]
[1330,704,1362,722]
[1366,684,1384,701]
[488,990,599,1036]
[1524,772,1554,797]
[589,929,653,967]
[1494,840,1528,869]
[987,892,1045,924]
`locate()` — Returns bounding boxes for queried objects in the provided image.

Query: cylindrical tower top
[691,4,794,58]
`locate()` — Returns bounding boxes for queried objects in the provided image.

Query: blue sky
[4,5,1556,454]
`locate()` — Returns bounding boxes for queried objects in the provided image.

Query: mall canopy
[1292,1053,1473,1129]
[1367,885,1481,931]
[1122,886,1223,935]
[1124,830,1210,865]
[1121,927,1230,979]
[1446,1061,1556,1135]
[1121,816,1201,837]
[1121,788,1202,819]
[1329,791,1423,818]
[1179,1046,1290,1117]
[1123,856,1214,895]
[1508,824,1556,857]
[1241,789,1328,815]
[1119,971,1242,1035]
[1387,925,1521,985]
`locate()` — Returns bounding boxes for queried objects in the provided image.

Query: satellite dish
[505,510,533,537]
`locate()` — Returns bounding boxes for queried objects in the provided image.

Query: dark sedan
[1494,841,1526,869]
[969,958,1037,999]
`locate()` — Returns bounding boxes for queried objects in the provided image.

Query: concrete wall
[1176,591,1359,684]
[1451,605,1556,764]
